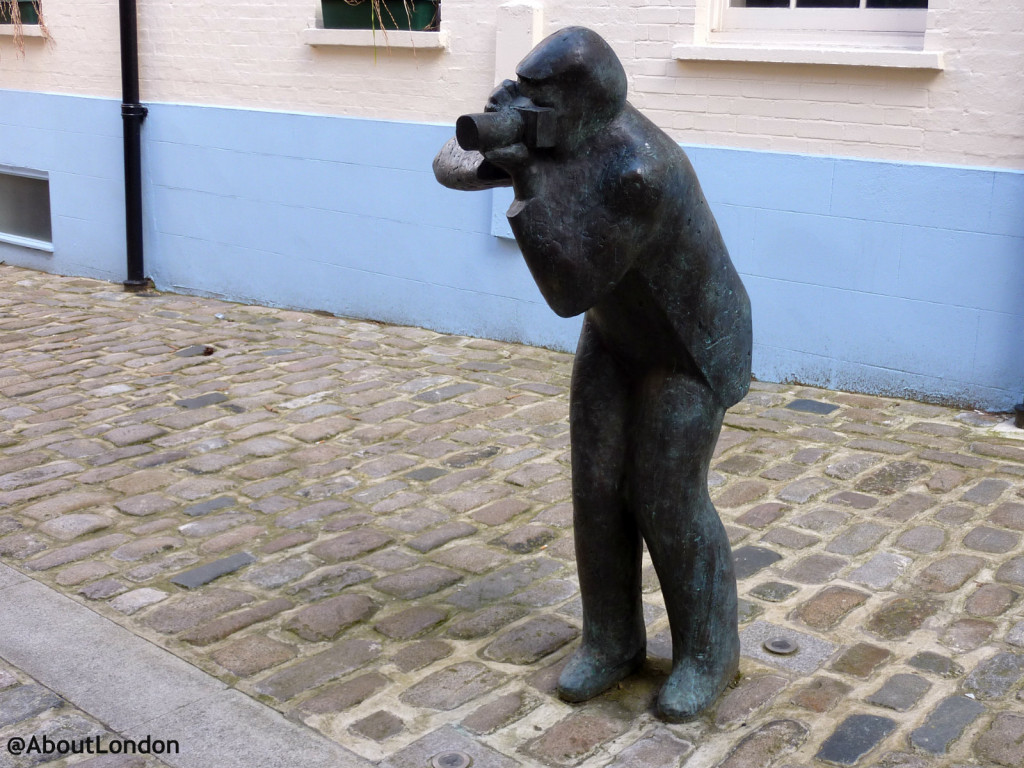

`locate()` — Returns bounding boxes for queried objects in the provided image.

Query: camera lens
[456,110,523,153]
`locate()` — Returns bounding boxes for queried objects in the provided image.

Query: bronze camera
[455,103,556,153]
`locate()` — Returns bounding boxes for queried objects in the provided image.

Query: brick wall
[1,0,1021,168]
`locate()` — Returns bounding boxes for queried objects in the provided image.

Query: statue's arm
[506,159,662,318]
[433,138,513,191]
[432,80,524,192]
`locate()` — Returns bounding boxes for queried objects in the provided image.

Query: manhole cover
[432,752,473,768]
[764,637,798,655]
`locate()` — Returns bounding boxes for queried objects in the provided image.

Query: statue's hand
[482,142,531,174]
[481,79,536,188]
[485,79,520,113]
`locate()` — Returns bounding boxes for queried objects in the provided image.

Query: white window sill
[303,26,448,50]
[673,43,943,70]
[0,25,45,38]
[0,232,53,253]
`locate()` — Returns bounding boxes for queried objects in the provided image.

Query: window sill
[0,24,44,38]
[673,43,943,70]
[0,232,53,253]
[303,26,448,50]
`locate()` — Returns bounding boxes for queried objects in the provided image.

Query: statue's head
[515,27,627,152]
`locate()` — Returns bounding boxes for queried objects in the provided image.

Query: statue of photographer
[434,27,752,722]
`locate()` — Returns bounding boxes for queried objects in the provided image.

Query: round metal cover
[764,637,798,655]
[431,752,473,768]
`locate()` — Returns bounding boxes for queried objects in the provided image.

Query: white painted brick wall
[1,0,1021,168]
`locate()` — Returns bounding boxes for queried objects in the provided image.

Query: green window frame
[0,1,41,26]
[320,0,439,32]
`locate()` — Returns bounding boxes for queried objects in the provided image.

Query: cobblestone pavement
[1,264,1023,768]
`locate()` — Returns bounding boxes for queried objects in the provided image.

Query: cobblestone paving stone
[1,265,1023,767]
[0,659,173,768]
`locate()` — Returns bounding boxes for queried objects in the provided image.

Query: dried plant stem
[341,0,418,53]
[1,0,49,58]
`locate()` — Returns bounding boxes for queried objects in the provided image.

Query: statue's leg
[556,319,646,703]
[630,371,739,722]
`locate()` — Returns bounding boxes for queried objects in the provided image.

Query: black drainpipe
[119,0,149,291]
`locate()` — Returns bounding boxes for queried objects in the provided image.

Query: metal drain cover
[432,752,473,768]
[764,637,798,655]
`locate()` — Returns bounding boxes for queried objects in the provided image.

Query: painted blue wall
[0,90,127,279]
[687,145,1024,409]
[1,88,1021,410]
[140,102,577,353]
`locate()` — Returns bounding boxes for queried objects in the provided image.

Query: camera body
[456,100,556,154]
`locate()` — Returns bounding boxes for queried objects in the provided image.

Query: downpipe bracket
[121,103,149,120]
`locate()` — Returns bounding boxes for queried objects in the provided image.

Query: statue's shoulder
[600,113,667,214]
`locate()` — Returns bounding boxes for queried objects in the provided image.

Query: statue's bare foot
[556,644,646,703]
[657,649,739,723]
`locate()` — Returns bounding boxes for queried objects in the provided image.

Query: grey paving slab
[0,565,28,590]
[0,572,223,731]
[379,725,518,768]
[0,564,370,768]
[739,620,838,675]
[133,688,370,768]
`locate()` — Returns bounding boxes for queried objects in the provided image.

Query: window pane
[0,2,40,25]
[730,1,790,7]
[0,171,52,243]
[866,1,928,7]
[795,1,860,7]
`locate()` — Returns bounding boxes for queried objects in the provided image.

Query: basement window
[0,167,53,251]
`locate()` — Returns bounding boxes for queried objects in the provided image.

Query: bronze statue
[434,27,752,722]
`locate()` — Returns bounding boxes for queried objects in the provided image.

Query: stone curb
[0,563,372,768]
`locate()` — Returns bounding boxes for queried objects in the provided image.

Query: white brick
[832,102,886,126]
[883,107,919,127]
[0,0,1018,167]
[694,112,736,133]
[759,98,834,121]
[799,83,849,103]
[733,114,763,136]
[873,87,930,108]
[869,124,926,148]
[635,40,675,58]
[637,7,682,25]
[768,135,818,154]
[795,120,846,142]
[763,82,805,101]
[635,74,681,94]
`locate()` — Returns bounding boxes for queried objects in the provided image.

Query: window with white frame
[714,0,929,49]
[0,168,52,249]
